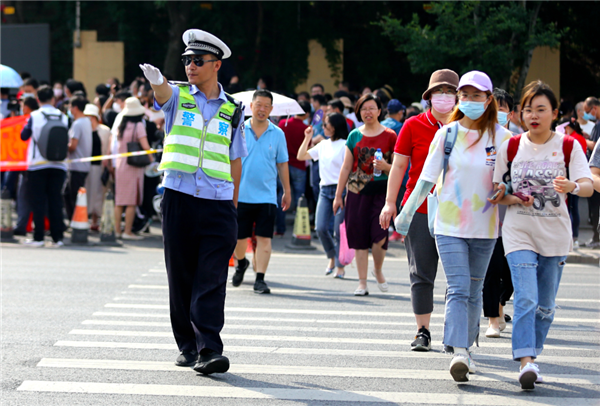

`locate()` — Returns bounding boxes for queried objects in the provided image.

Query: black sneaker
[175,350,198,367]
[232,258,249,287]
[411,326,432,351]
[193,349,229,375]
[253,279,271,294]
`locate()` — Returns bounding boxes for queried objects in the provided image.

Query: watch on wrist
[572,182,581,195]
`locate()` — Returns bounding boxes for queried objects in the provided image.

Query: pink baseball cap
[457,71,493,92]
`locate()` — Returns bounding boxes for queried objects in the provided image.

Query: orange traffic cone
[229,255,235,267]
[71,187,89,243]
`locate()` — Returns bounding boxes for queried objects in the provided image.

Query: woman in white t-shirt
[493,81,593,390]
[298,113,349,278]
[396,71,512,383]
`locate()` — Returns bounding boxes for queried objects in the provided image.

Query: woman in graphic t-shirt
[396,71,512,383]
[333,94,397,296]
[493,81,592,390]
[297,112,349,278]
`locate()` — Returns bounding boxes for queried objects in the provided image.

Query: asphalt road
[2,234,600,405]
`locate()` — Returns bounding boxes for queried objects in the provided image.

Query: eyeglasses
[360,107,379,113]
[432,89,457,96]
[458,93,488,102]
[181,56,219,67]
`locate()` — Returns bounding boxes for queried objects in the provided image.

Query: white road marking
[53,341,600,364]
[32,358,600,385]
[67,329,600,350]
[19,380,599,405]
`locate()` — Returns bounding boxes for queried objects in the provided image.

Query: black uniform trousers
[161,188,237,355]
[482,237,514,317]
[27,168,66,242]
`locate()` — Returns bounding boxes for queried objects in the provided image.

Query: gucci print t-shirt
[493,133,591,256]
[420,123,512,239]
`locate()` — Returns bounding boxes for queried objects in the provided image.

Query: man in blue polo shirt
[232,89,291,294]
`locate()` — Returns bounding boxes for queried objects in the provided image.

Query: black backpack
[37,112,69,161]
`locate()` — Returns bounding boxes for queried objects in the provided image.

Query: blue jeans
[506,250,566,360]
[276,166,307,234]
[316,185,344,268]
[435,235,496,349]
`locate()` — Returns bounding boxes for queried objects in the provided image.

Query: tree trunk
[514,1,542,101]
[162,1,192,81]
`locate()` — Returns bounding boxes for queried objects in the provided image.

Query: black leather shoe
[232,258,249,287]
[193,350,230,375]
[175,350,198,367]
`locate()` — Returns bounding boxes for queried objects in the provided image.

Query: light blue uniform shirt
[238,118,288,205]
[156,83,247,200]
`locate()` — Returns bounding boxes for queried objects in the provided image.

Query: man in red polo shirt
[276,100,311,234]
[379,69,459,353]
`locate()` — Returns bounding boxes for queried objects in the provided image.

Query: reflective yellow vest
[159,85,235,181]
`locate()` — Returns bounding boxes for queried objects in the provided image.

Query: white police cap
[182,29,231,60]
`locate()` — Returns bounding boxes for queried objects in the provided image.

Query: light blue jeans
[506,250,566,361]
[436,235,496,349]
[316,185,344,269]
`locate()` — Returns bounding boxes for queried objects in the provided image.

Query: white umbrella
[231,90,304,117]
[0,64,23,88]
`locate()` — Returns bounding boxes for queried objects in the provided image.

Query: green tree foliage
[378,1,563,100]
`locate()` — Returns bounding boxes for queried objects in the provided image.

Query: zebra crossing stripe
[35,358,600,385]
[53,341,600,364]
[16,380,600,405]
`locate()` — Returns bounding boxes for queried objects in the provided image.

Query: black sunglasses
[181,56,219,67]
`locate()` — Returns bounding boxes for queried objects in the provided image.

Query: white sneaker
[467,351,477,374]
[449,354,470,382]
[485,326,501,338]
[370,269,389,292]
[121,233,143,241]
[519,362,540,390]
[23,239,44,247]
[573,240,579,250]
[50,241,64,247]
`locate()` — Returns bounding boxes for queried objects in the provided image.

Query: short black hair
[96,83,109,96]
[22,96,39,112]
[298,100,311,114]
[493,88,514,112]
[20,72,31,80]
[311,83,324,92]
[586,97,600,107]
[23,78,39,89]
[333,90,350,99]
[297,91,310,100]
[328,99,344,113]
[115,90,131,101]
[355,93,384,122]
[70,96,88,112]
[37,85,54,103]
[252,89,273,103]
[311,94,327,106]
[65,79,86,97]
[327,112,349,142]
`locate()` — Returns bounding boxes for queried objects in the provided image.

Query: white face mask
[343,108,349,116]
[113,103,122,113]
[53,88,63,98]
[303,118,310,126]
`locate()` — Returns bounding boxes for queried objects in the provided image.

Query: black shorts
[237,202,277,239]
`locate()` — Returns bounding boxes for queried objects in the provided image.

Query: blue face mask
[583,111,596,121]
[458,101,487,120]
[497,111,509,126]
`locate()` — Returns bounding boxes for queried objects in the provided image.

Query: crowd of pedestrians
[3,48,600,390]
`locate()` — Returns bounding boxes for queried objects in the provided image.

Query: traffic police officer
[140,29,246,375]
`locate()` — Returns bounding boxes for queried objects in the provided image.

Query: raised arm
[139,64,172,106]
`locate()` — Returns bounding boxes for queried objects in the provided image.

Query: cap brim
[182,49,215,57]
[457,81,489,92]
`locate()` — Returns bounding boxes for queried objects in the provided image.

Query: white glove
[139,63,164,86]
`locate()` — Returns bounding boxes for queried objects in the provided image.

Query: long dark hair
[327,112,349,141]
[118,114,144,139]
